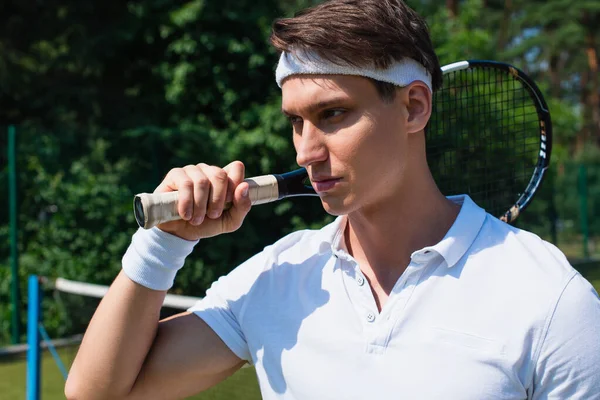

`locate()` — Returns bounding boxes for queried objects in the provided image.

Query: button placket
[354,267,379,328]
[366,312,376,323]
[350,261,374,306]
[378,260,428,328]
[338,256,380,330]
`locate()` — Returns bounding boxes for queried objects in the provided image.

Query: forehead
[281,74,377,112]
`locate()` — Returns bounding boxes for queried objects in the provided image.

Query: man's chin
[319,196,352,216]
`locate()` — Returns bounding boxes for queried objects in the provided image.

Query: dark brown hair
[270,0,443,100]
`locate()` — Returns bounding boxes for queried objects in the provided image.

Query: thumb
[223,182,252,232]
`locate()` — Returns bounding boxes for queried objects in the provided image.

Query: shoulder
[261,216,341,266]
[464,215,600,389]
[531,258,600,397]
[460,214,590,331]
[470,215,576,289]
[203,217,340,292]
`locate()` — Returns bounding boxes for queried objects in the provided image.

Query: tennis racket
[134,60,552,229]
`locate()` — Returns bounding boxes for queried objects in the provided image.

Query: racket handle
[134,175,279,229]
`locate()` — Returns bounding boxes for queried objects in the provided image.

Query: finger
[223,181,252,232]
[183,165,210,225]
[155,168,194,222]
[199,164,228,220]
[223,160,245,205]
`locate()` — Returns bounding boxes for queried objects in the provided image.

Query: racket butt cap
[134,195,147,228]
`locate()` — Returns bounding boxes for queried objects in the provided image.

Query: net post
[27,275,42,400]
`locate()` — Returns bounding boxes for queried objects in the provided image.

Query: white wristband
[122,227,199,291]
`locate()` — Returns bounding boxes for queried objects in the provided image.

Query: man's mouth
[311,176,342,193]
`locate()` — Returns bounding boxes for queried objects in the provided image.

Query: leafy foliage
[0,0,598,344]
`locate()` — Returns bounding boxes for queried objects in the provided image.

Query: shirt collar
[328,216,349,258]
[316,195,487,268]
[313,215,346,256]
[414,195,487,268]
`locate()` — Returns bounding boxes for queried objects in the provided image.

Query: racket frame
[437,60,552,223]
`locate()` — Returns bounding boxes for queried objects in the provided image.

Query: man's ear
[402,81,432,134]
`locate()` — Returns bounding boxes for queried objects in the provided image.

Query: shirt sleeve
[532,271,600,399]
[187,246,273,363]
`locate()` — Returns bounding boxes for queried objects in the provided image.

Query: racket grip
[134,174,280,229]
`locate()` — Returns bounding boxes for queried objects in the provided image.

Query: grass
[0,346,261,400]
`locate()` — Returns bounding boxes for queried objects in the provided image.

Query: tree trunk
[585,23,600,146]
[578,71,589,155]
[497,0,512,51]
[447,0,458,18]
[577,12,600,151]
[549,54,561,99]
[546,20,563,100]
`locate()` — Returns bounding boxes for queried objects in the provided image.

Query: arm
[129,311,246,400]
[65,272,245,400]
[65,162,252,400]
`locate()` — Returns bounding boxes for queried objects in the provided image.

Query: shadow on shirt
[197,251,334,394]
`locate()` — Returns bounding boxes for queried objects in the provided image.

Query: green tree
[0,0,330,344]
[1,0,599,345]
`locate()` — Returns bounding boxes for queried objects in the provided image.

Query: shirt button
[366,312,376,322]
[357,276,365,286]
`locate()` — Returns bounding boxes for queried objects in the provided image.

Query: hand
[155,161,251,241]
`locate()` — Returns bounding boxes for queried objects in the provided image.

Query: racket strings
[427,66,541,218]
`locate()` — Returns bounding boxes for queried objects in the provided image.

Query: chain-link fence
[516,162,600,261]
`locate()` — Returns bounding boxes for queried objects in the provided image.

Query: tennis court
[0,346,261,400]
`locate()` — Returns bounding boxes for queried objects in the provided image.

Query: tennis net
[26,275,260,400]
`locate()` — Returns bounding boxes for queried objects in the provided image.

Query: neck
[345,163,460,281]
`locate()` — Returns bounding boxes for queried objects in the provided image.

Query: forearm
[66,271,166,399]
[65,163,251,399]
[66,227,198,399]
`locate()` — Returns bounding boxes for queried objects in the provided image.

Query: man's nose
[295,122,328,167]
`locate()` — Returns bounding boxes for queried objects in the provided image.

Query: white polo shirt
[188,195,600,399]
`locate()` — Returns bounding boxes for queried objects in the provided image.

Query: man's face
[281,75,411,216]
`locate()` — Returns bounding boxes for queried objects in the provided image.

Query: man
[66,1,600,399]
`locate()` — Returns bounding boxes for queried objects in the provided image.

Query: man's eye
[287,115,303,125]
[323,109,345,119]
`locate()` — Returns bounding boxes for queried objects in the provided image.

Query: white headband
[275,50,432,92]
